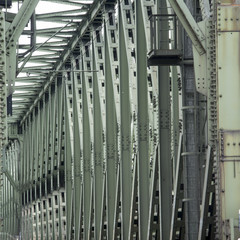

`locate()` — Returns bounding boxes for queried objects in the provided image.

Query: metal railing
[149,14,180,52]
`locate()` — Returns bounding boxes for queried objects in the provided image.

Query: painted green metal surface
[216,3,240,238]
[2,0,240,239]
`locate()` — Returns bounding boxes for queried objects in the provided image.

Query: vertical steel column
[171,66,180,182]
[56,80,63,240]
[38,106,42,239]
[182,0,201,238]
[49,87,57,239]
[24,120,30,239]
[38,101,44,240]
[118,1,132,239]
[64,75,73,240]
[92,24,109,238]
[29,115,34,240]
[81,47,93,240]
[22,122,28,239]
[182,67,201,240]
[104,17,118,240]
[43,94,50,239]
[158,56,172,239]
[92,35,105,240]
[33,108,39,240]
[72,59,83,240]
[16,141,21,237]
[50,85,56,194]
[18,136,23,240]
[157,1,172,239]
[135,1,149,239]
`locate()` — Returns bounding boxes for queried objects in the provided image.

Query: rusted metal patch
[220,130,240,159]
[218,6,240,31]
[221,0,240,5]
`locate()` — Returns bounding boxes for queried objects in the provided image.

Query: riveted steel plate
[218,6,240,31]
[220,130,240,158]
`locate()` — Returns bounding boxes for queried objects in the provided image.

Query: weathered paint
[217,2,240,238]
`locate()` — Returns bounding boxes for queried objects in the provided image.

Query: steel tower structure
[0,0,239,239]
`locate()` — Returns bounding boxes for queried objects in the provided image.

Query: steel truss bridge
[0,0,239,239]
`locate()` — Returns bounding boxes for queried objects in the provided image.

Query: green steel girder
[92,35,104,240]
[36,9,88,19]
[104,13,118,239]
[157,2,172,238]
[5,0,158,238]
[64,70,74,240]
[3,0,240,239]
[135,1,150,239]
[214,2,240,238]
[20,0,110,125]
[118,1,132,239]
[81,48,93,239]
[72,57,83,240]
[18,42,68,48]
[36,15,87,23]
[6,0,40,45]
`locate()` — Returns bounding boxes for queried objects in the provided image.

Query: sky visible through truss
[11,1,88,70]
[3,0,94,122]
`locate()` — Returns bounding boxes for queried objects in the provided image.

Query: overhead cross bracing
[4,0,94,123]
[1,0,240,239]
